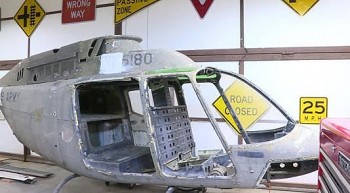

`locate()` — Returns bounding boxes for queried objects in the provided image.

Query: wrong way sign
[62,0,96,23]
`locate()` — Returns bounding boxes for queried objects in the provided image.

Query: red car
[319,118,350,192]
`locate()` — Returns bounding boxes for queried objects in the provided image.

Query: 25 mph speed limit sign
[299,97,328,124]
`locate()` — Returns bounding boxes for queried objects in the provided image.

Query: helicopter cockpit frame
[74,49,318,188]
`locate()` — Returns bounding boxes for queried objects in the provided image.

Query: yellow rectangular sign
[115,0,159,24]
[213,80,270,135]
[299,97,328,124]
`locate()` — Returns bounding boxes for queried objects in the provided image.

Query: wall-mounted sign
[191,0,214,18]
[299,97,328,124]
[282,0,319,16]
[14,0,45,37]
[115,0,159,24]
[213,80,270,135]
[62,0,96,24]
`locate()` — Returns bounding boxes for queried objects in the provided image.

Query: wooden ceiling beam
[179,46,350,62]
[0,60,20,70]
[2,46,350,70]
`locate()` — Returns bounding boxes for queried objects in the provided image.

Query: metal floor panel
[0,164,53,178]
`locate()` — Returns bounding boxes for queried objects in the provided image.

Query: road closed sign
[213,80,270,135]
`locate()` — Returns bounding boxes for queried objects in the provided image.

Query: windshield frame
[187,67,296,143]
[215,68,296,125]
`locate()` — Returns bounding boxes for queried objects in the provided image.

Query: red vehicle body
[319,118,350,193]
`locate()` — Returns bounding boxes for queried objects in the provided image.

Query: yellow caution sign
[282,0,319,16]
[213,80,270,135]
[14,0,45,37]
[299,97,327,124]
[115,0,159,24]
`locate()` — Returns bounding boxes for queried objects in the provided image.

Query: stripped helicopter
[0,36,318,192]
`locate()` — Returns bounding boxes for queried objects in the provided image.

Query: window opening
[88,39,97,57]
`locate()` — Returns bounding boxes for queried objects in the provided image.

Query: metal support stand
[166,186,207,193]
[23,145,31,162]
[165,187,175,193]
[52,173,79,193]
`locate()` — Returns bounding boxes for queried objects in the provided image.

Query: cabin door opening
[76,81,155,174]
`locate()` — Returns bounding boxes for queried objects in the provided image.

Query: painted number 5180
[123,53,153,66]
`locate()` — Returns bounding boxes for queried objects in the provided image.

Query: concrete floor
[0,159,315,193]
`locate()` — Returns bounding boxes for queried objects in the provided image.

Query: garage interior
[1,0,350,192]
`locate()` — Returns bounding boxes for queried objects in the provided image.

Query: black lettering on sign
[289,0,296,3]
[224,107,229,115]
[230,95,253,103]
[302,100,325,114]
[303,115,322,122]
[116,6,132,14]
[225,107,257,116]
[117,0,148,5]
[224,95,257,116]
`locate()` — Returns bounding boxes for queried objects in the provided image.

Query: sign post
[14,0,45,160]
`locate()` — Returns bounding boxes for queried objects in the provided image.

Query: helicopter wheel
[166,187,175,193]
[105,181,110,186]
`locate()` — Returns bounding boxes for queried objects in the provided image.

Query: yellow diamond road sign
[282,0,319,16]
[15,0,45,37]
[115,0,159,23]
[213,80,270,135]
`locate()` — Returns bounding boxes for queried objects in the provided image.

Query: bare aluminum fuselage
[0,36,319,189]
